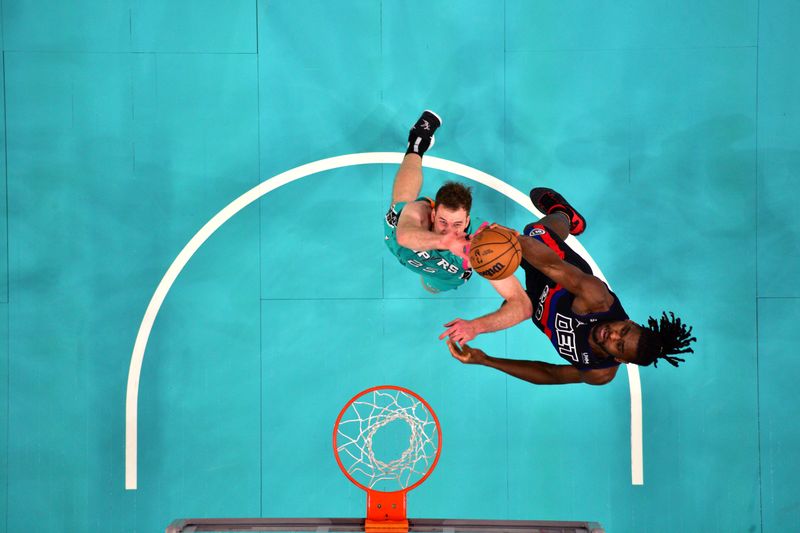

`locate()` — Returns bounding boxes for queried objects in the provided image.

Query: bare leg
[536,212,571,241]
[391,154,424,204]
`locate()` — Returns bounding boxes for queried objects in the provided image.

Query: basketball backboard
[165,517,605,533]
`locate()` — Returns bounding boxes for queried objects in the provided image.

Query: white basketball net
[335,388,440,491]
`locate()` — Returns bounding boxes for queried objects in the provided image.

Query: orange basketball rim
[333,385,443,533]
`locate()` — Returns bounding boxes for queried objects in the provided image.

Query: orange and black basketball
[468,225,522,280]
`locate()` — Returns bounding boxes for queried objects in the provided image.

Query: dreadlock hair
[633,312,697,368]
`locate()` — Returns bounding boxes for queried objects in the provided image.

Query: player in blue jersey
[444,188,696,385]
[386,111,531,336]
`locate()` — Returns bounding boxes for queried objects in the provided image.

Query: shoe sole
[529,187,586,236]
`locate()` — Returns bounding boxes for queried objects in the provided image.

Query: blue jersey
[522,223,628,370]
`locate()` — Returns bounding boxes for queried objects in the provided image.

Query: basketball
[468,226,522,280]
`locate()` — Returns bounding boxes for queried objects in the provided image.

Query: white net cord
[336,389,440,491]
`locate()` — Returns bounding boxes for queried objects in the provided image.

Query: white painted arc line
[124,151,643,489]
[630,367,644,485]
[126,152,406,489]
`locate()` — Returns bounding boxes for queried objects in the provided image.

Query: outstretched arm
[517,234,613,312]
[395,202,468,258]
[447,341,619,386]
[439,274,533,344]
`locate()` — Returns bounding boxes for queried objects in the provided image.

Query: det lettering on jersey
[554,313,579,362]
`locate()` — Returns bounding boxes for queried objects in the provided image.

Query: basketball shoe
[406,110,442,156]
[529,187,587,236]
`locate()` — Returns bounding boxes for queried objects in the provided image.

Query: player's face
[590,320,642,362]
[431,206,469,236]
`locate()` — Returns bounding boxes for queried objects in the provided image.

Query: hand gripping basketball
[468,223,522,280]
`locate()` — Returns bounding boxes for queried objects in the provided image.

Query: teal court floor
[1,1,799,532]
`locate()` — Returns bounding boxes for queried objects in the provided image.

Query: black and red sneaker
[529,187,586,236]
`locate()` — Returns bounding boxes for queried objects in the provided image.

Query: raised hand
[446,340,488,365]
[439,318,480,344]
[440,231,470,260]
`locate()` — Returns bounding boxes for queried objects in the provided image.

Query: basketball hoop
[167,385,604,533]
[333,386,442,533]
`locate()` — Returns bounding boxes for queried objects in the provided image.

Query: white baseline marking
[125,152,643,489]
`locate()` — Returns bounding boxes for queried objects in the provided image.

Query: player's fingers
[451,325,467,337]
[439,325,460,340]
[488,222,518,236]
[446,340,461,357]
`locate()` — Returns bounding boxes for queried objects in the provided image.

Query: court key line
[124,152,644,489]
